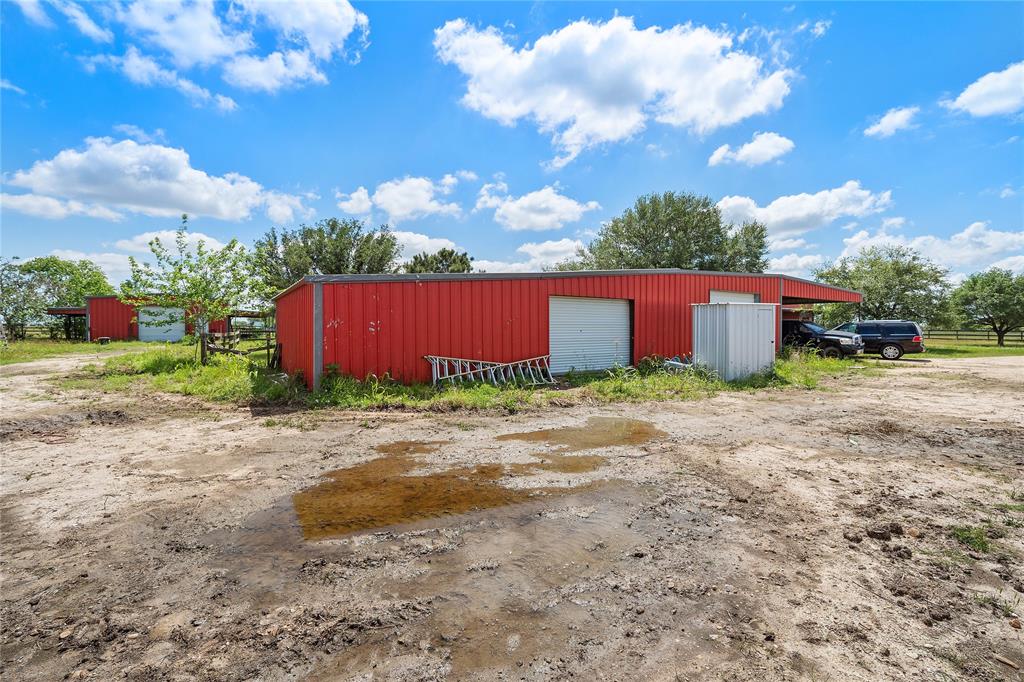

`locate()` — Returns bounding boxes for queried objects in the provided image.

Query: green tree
[0,257,48,341]
[19,256,113,305]
[405,248,474,274]
[951,268,1024,346]
[812,245,950,327]
[556,191,768,272]
[120,216,252,364]
[19,256,113,339]
[253,218,401,300]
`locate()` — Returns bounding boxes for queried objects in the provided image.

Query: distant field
[0,339,155,366]
[921,337,1024,358]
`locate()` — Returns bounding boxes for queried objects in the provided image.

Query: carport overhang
[779,276,862,305]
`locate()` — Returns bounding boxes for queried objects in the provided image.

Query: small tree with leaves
[0,257,48,341]
[120,216,252,364]
[405,248,474,274]
[952,268,1024,346]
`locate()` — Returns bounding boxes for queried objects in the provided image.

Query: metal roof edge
[779,274,862,297]
[270,269,862,300]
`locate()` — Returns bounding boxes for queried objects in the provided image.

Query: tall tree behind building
[812,245,951,327]
[253,218,401,301]
[554,191,768,272]
[405,248,474,274]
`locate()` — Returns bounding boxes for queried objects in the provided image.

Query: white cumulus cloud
[392,231,459,259]
[6,137,310,223]
[88,46,237,111]
[717,180,893,236]
[864,106,920,138]
[475,238,584,272]
[942,61,1024,117]
[69,0,370,99]
[841,221,1024,274]
[768,253,825,277]
[475,184,600,231]
[113,230,226,253]
[50,249,134,285]
[434,16,794,168]
[1,192,123,221]
[708,131,794,166]
[223,49,327,92]
[336,186,372,215]
[336,174,473,225]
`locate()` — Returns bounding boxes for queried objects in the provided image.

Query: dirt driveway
[2,355,1022,681]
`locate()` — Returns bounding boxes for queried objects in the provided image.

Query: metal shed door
[549,296,630,374]
[138,307,186,342]
[709,290,758,303]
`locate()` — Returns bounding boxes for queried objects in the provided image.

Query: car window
[803,323,826,334]
[857,324,880,335]
[835,323,856,333]
[888,323,918,335]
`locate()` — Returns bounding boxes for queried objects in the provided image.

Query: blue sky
[1,1,1022,285]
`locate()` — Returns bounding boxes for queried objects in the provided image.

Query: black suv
[832,320,925,360]
[782,320,864,358]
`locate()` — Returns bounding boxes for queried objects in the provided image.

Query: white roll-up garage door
[709,290,758,303]
[138,306,186,342]
[549,296,631,374]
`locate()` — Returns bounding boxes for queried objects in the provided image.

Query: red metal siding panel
[88,297,137,340]
[275,283,314,388]
[296,272,849,386]
[782,278,860,303]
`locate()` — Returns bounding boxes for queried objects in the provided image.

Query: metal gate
[548,296,630,374]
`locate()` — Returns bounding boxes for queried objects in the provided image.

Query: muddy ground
[2,353,1022,681]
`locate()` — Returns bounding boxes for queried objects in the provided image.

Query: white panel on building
[138,306,186,342]
[549,296,631,374]
[709,290,758,303]
[692,303,777,381]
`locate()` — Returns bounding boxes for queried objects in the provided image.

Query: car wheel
[821,346,843,359]
[880,343,903,360]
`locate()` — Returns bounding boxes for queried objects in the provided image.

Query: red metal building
[86,296,138,341]
[273,270,861,389]
[83,295,233,341]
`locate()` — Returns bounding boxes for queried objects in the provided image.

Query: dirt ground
[2,353,1023,681]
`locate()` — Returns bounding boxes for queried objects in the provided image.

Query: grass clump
[68,342,305,405]
[949,525,991,553]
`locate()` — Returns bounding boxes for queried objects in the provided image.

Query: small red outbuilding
[273,269,862,389]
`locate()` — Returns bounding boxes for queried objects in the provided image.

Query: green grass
[62,341,305,404]
[921,337,1024,358]
[0,339,155,365]
[949,525,991,553]
[65,346,888,412]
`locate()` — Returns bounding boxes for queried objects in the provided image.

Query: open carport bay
[1,355,1022,680]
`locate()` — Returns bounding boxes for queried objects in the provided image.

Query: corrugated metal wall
[783,278,860,302]
[316,273,781,385]
[87,297,137,340]
[276,282,314,385]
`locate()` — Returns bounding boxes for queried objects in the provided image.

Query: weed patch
[64,347,884,412]
[949,525,991,553]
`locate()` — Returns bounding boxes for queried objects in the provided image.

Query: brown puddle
[294,421,663,540]
[496,416,666,452]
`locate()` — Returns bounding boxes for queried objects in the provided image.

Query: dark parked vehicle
[782,320,864,358]
[832,320,925,360]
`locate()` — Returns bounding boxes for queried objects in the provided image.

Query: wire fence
[923,329,1023,344]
